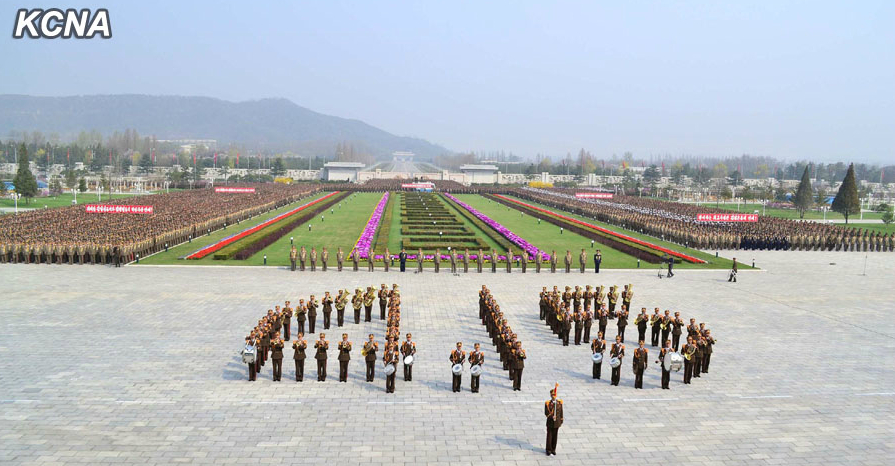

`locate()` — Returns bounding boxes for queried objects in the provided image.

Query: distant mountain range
[0,94,451,159]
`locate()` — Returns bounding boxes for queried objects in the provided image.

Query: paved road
[1,250,893,465]
[391,160,421,173]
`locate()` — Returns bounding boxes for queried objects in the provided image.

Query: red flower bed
[186,192,340,259]
[493,195,705,264]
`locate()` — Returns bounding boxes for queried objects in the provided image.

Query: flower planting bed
[186,192,342,260]
[399,192,489,252]
[351,192,390,259]
[444,193,550,261]
[229,192,348,260]
[490,194,704,264]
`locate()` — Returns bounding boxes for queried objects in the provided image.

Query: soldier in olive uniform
[337,247,344,271]
[299,246,307,271]
[579,249,587,273]
[307,295,319,334]
[310,247,317,271]
[378,284,389,320]
[544,388,563,456]
[321,292,333,329]
[337,333,352,382]
[511,341,526,391]
[476,248,484,273]
[469,343,483,392]
[632,340,648,389]
[417,248,425,273]
[434,248,441,273]
[315,333,329,381]
[271,333,285,381]
[292,333,307,381]
[401,333,416,381]
[321,247,328,272]
[363,334,379,382]
[289,245,297,271]
[335,290,347,326]
[450,342,465,392]
[610,335,625,386]
[564,250,572,273]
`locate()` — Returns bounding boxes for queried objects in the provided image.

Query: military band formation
[241,284,413,392]
[539,283,716,389]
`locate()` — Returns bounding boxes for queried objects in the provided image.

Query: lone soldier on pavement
[290,246,297,271]
[337,247,344,272]
[544,387,563,456]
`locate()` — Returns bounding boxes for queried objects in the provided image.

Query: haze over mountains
[0,94,451,159]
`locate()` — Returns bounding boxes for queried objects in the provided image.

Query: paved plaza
[1,251,894,465]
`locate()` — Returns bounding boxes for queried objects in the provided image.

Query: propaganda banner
[401,183,435,189]
[696,213,759,222]
[214,187,256,193]
[575,192,613,199]
[85,204,154,214]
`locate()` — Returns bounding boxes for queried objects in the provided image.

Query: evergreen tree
[831,163,860,224]
[793,165,814,219]
[139,152,153,174]
[271,157,286,177]
[12,143,39,203]
[78,178,88,193]
[49,177,63,196]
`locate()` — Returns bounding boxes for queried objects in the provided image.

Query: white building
[322,162,366,182]
[459,164,500,184]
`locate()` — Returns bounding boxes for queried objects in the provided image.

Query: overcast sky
[2,1,893,163]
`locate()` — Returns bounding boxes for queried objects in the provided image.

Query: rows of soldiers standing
[478,286,526,391]
[241,284,417,393]
[539,284,716,389]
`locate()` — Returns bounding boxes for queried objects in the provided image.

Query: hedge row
[401,220,465,226]
[487,194,664,264]
[400,227,474,236]
[401,238,489,250]
[214,192,348,260]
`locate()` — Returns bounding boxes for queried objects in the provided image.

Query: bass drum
[666,352,684,372]
[384,364,396,376]
[609,356,621,368]
[591,353,603,364]
[241,345,256,364]
[451,363,463,374]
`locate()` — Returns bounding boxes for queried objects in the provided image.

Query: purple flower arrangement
[351,192,389,259]
[444,194,550,261]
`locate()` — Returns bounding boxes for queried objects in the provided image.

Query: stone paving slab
[0,250,893,465]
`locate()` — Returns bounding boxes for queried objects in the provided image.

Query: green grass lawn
[137,191,331,265]
[454,194,640,268]
[1,192,150,209]
[839,223,894,234]
[499,195,746,269]
[710,202,883,220]
[244,192,384,266]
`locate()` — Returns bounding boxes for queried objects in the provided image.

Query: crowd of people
[241,284,411,392]
[0,184,321,265]
[539,284,716,389]
[518,187,894,252]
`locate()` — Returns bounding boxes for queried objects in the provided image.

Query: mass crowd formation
[518,187,894,252]
[0,184,321,265]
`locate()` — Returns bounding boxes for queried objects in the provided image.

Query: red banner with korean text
[575,192,613,199]
[696,213,758,222]
[85,204,154,214]
[214,187,256,193]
